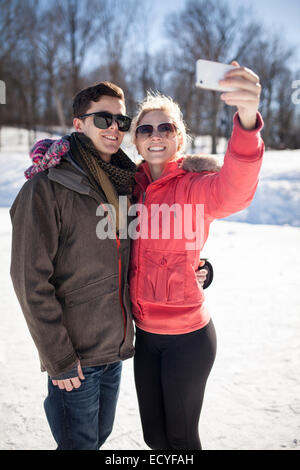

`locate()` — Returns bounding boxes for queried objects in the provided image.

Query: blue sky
[150,0,300,67]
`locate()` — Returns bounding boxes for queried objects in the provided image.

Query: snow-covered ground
[1,126,300,226]
[0,127,300,450]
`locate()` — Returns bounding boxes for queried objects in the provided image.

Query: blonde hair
[131,91,188,156]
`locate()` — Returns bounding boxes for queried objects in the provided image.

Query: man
[10,82,137,450]
[10,81,211,450]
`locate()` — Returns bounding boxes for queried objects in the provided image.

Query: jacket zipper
[99,200,127,342]
[136,191,147,313]
[116,233,127,341]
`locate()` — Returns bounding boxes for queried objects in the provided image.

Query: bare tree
[274,67,298,148]
[126,2,160,100]
[55,0,99,99]
[0,0,39,145]
[165,0,262,153]
[244,34,294,148]
[86,0,142,92]
[0,0,29,67]
[0,0,298,151]
[36,3,70,130]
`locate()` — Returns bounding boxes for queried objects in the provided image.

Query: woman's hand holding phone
[219,61,262,130]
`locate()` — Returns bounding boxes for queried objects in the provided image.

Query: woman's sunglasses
[135,122,177,139]
[79,111,132,132]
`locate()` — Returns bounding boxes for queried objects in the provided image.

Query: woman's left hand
[219,61,262,130]
[196,267,208,287]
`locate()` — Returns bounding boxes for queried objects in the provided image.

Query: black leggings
[134,320,217,450]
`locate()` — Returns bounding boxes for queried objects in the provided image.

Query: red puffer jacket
[129,112,264,334]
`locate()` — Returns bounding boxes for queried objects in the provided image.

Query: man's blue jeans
[44,361,122,450]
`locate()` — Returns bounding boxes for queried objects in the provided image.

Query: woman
[129,63,264,450]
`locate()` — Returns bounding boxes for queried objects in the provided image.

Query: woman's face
[135,110,182,166]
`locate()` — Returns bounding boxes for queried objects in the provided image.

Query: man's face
[73,96,126,162]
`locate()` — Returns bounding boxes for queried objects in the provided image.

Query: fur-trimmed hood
[179,154,222,173]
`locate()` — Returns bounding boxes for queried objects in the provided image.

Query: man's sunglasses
[135,122,177,139]
[79,111,132,132]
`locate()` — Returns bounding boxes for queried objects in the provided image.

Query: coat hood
[178,154,222,173]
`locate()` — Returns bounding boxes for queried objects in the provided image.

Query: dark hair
[72,81,125,118]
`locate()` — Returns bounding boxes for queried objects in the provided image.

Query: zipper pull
[142,191,146,203]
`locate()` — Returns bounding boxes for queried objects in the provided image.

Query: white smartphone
[196,59,239,92]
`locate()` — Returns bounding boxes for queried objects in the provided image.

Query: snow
[0,127,300,450]
[1,126,300,226]
[224,150,300,227]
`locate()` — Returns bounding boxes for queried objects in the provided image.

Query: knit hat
[25,138,69,179]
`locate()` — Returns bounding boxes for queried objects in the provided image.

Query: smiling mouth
[148,146,166,152]
[103,135,118,142]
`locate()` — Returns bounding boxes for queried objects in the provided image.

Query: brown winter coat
[10,157,134,377]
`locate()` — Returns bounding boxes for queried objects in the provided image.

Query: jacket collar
[135,159,185,191]
[134,154,221,191]
[47,159,107,204]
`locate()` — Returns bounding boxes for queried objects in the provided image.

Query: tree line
[1,0,299,151]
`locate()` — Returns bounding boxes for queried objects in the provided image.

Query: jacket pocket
[65,274,119,308]
[140,250,186,304]
[63,274,122,358]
